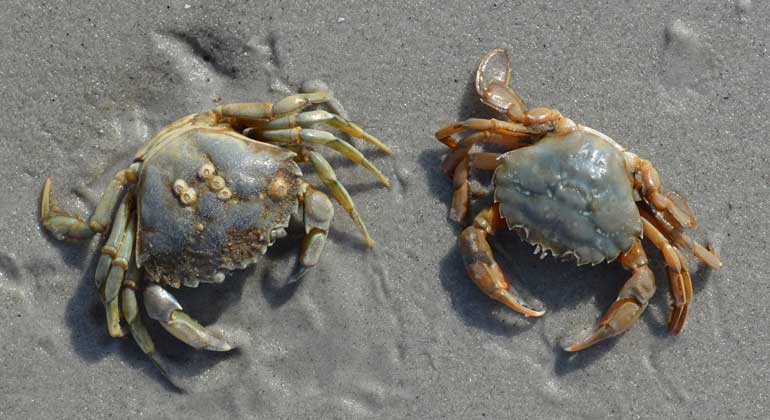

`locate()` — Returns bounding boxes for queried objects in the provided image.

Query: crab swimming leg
[459,204,545,317]
[40,163,141,241]
[255,127,390,188]
[143,284,233,352]
[244,109,392,154]
[638,206,722,269]
[564,240,657,352]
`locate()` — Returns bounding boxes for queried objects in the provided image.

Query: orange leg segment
[458,204,545,317]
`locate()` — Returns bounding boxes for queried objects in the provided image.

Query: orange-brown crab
[40,89,391,365]
[436,49,722,350]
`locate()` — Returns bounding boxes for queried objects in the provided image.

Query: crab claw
[144,284,233,352]
[475,49,525,115]
[564,241,656,352]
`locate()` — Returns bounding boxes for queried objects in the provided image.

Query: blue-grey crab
[436,49,722,350]
[40,89,391,363]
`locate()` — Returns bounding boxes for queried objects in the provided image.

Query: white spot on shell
[198,163,216,180]
[209,175,226,191]
[217,188,232,201]
[173,179,188,195]
[212,272,225,283]
[180,188,198,205]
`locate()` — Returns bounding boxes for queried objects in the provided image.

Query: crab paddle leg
[459,204,545,317]
[40,163,140,241]
[564,240,656,352]
[144,284,233,352]
[308,151,373,247]
[640,218,693,334]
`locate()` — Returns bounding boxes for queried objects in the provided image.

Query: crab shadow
[420,72,716,372]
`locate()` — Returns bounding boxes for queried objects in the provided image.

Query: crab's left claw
[144,284,233,352]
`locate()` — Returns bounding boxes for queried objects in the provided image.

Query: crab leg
[213,91,331,123]
[244,110,392,154]
[628,155,699,230]
[459,204,545,317]
[120,258,157,360]
[449,152,502,223]
[40,163,140,241]
[435,118,534,148]
[257,128,390,188]
[440,131,532,175]
[474,48,565,127]
[308,151,373,247]
[101,216,136,338]
[564,240,656,351]
[640,218,694,334]
[143,284,233,352]
[290,184,335,281]
[638,206,722,269]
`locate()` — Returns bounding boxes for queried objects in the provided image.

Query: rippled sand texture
[2,1,769,419]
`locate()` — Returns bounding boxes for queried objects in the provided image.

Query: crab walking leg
[297,185,334,273]
[308,151,374,247]
[458,204,545,317]
[121,259,157,360]
[144,284,233,351]
[638,206,722,269]
[435,118,534,148]
[641,218,693,334]
[627,155,698,230]
[449,152,502,223]
[101,216,136,338]
[212,91,331,123]
[564,240,656,352]
[40,163,141,240]
[93,192,131,292]
[258,128,390,188]
[440,131,532,175]
[244,110,392,154]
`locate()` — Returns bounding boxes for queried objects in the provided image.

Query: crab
[40,89,391,364]
[436,49,722,351]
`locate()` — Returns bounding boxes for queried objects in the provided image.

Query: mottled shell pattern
[494,129,642,265]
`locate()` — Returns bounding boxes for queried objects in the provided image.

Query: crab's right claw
[475,49,525,115]
[144,284,233,352]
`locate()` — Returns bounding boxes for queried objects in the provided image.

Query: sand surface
[1,1,769,419]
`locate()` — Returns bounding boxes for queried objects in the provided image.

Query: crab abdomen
[136,127,302,287]
[494,128,642,265]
